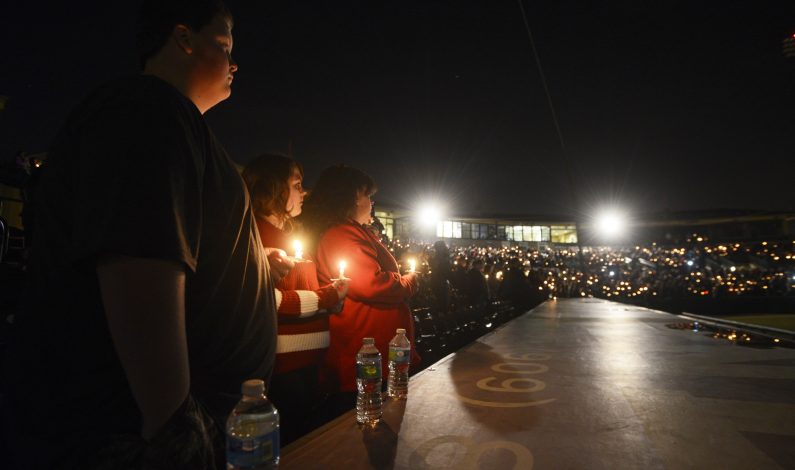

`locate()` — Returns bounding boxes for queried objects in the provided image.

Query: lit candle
[408,258,416,273]
[339,260,347,279]
[293,240,303,260]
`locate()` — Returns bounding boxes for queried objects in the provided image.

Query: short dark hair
[242,154,304,227]
[136,0,233,70]
[298,165,377,252]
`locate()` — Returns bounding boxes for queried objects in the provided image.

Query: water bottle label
[389,347,410,364]
[227,429,280,467]
[357,362,381,380]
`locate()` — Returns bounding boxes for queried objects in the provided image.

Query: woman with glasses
[299,164,420,413]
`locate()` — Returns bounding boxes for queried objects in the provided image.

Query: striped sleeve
[275,287,338,319]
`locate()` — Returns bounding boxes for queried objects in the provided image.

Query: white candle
[293,240,303,260]
[408,259,416,273]
[339,260,347,279]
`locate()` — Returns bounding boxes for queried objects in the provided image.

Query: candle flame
[293,240,303,260]
[408,258,416,273]
[339,260,347,279]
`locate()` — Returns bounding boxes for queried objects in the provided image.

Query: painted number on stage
[409,435,534,469]
[456,351,555,408]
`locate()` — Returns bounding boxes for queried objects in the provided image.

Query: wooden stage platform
[282,298,795,469]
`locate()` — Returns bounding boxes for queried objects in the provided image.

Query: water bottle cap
[242,379,265,397]
[362,337,375,345]
[396,328,406,334]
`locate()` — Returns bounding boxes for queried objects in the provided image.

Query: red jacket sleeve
[317,223,417,306]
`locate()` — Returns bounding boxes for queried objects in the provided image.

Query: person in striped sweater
[243,154,348,445]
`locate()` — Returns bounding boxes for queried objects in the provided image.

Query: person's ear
[172,24,193,54]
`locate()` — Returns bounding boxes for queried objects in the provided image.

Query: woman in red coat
[300,165,419,410]
[242,154,348,443]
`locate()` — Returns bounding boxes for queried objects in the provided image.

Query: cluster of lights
[668,322,788,347]
[384,238,795,302]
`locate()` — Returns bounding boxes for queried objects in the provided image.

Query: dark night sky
[2,1,794,217]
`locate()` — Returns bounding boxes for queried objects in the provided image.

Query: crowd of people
[387,240,795,312]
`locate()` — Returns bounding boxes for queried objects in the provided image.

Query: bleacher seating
[410,292,533,373]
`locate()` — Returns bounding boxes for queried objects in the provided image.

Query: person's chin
[218,84,233,100]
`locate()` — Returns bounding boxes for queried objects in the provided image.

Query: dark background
[2,0,794,217]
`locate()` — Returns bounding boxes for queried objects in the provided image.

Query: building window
[395,219,411,240]
[374,211,394,240]
[444,221,453,238]
[551,225,577,243]
[437,220,460,238]
[462,222,471,239]
[471,224,485,239]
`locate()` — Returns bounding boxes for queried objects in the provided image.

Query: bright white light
[609,271,615,277]
[730,266,737,272]
[418,204,441,227]
[595,210,627,238]
[686,260,694,267]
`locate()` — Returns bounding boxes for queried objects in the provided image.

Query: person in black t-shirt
[2,1,276,468]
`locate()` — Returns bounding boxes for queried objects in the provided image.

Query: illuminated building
[373,203,578,248]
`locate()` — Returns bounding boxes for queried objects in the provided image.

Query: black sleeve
[70,96,203,272]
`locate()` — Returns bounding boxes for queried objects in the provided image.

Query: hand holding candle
[407,258,416,273]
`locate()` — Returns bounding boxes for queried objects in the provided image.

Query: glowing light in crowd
[338,261,347,279]
[687,260,694,267]
[293,240,303,260]
[595,209,627,239]
[408,258,416,273]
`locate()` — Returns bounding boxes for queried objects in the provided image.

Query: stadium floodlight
[417,204,442,227]
[595,209,627,239]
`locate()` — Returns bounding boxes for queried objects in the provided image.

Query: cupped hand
[332,278,350,300]
[265,248,294,283]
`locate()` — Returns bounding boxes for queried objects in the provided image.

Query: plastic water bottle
[387,328,411,399]
[356,337,383,425]
[226,379,280,469]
